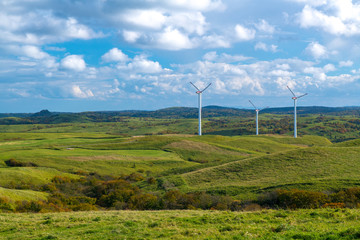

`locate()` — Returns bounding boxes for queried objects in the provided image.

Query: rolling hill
[1,132,359,205]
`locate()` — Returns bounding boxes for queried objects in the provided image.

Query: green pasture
[179,145,360,199]
[1,209,360,239]
[0,167,79,186]
[0,129,359,203]
[0,187,48,201]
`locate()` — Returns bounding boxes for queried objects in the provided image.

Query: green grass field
[2,209,360,239]
[1,118,360,238]
[0,130,359,203]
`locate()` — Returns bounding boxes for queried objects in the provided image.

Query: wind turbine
[190,82,212,136]
[287,86,308,138]
[249,100,268,135]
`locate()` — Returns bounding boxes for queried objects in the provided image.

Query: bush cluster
[4,158,38,167]
[259,188,360,209]
[5,171,360,213]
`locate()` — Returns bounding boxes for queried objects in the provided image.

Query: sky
[1,0,360,113]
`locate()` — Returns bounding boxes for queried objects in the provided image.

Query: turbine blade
[248,100,257,110]
[201,83,212,92]
[190,82,201,91]
[297,93,308,99]
[287,85,296,97]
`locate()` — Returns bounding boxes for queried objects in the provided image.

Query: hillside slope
[1,133,360,204]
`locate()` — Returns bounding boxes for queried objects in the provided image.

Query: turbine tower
[249,100,268,135]
[287,86,308,138]
[190,82,212,136]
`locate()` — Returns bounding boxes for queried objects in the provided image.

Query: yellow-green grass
[258,135,332,146]
[332,138,360,147]
[180,146,360,199]
[0,132,126,152]
[0,187,48,201]
[0,133,356,203]
[0,119,199,135]
[0,148,197,176]
[189,135,302,154]
[1,209,360,239]
[0,167,80,186]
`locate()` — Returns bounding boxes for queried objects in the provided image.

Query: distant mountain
[31,109,53,117]
[0,106,360,125]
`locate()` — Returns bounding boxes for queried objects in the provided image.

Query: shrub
[330,188,360,208]
[128,193,159,210]
[260,189,330,209]
[4,158,37,167]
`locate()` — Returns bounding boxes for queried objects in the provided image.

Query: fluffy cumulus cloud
[121,9,166,29]
[297,0,360,36]
[235,24,256,41]
[111,0,224,50]
[71,85,94,98]
[156,27,194,50]
[255,19,275,34]
[0,11,102,45]
[305,42,328,59]
[127,55,162,73]
[101,48,129,62]
[61,55,86,72]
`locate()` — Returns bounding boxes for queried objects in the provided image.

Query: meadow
[1,112,360,238]
[2,209,360,239]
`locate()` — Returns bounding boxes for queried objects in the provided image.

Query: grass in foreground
[1,209,360,239]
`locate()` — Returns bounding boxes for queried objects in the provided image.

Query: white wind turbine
[190,82,212,136]
[287,86,308,138]
[249,100,268,135]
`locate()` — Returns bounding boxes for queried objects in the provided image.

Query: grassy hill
[2,132,359,203]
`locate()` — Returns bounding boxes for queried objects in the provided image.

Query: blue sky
[1,0,360,112]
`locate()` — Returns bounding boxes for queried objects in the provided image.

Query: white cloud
[255,42,278,52]
[305,42,328,59]
[167,12,207,35]
[165,0,225,11]
[123,30,141,43]
[102,48,129,63]
[71,85,94,98]
[202,34,231,48]
[203,51,251,62]
[289,0,327,7]
[61,55,86,72]
[156,27,193,50]
[22,45,49,60]
[127,55,162,73]
[298,2,360,36]
[122,9,166,29]
[339,60,353,67]
[5,45,59,71]
[64,17,100,40]
[255,19,275,34]
[235,24,256,41]
[0,12,102,45]
[323,64,336,72]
